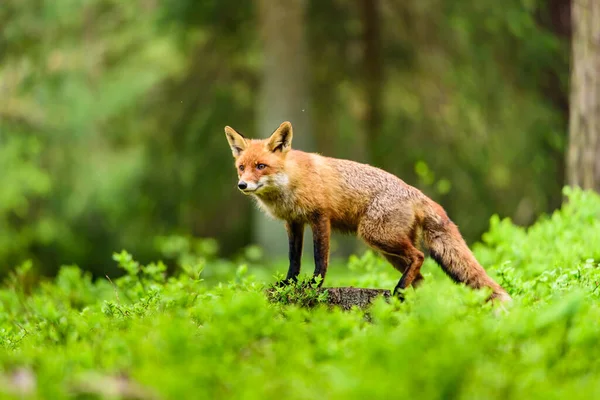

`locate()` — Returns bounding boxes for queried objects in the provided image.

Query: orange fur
[224,122,511,303]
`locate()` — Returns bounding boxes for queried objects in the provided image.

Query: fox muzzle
[237,180,261,193]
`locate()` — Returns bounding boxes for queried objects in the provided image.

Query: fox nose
[238,181,248,190]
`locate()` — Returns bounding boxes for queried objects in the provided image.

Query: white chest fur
[252,173,306,221]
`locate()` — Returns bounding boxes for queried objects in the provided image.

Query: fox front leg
[310,215,331,286]
[284,220,304,282]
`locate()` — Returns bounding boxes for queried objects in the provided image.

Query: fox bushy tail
[424,218,511,303]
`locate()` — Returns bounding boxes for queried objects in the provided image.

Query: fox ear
[267,121,293,153]
[224,126,247,158]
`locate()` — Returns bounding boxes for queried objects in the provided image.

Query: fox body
[225,121,511,302]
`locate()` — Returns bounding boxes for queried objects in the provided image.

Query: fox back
[226,122,425,233]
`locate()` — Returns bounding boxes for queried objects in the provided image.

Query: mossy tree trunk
[360,0,384,168]
[567,0,600,192]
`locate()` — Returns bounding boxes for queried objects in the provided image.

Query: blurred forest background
[0,0,597,278]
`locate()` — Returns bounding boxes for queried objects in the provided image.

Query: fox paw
[308,275,324,287]
[392,287,406,302]
[272,278,296,289]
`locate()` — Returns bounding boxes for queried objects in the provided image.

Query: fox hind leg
[383,241,424,296]
[383,254,425,289]
[359,226,425,298]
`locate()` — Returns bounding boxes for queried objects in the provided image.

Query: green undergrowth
[1,187,600,399]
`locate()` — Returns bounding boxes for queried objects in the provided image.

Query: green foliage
[476,187,600,304]
[0,0,187,275]
[378,0,567,240]
[0,0,569,276]
[0,188,599,398]
[266,276,329,308]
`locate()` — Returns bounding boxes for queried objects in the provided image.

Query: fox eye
[238,165,245,171]
[256,163,267,170]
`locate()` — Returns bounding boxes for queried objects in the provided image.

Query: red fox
[224,121,511,303]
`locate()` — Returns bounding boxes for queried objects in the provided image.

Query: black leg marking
[285,221,304,281]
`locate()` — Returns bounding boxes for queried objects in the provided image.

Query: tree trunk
[256,0,313,257]
[360,0,384,167]
[536,0,571,212]
[567,0,600,192]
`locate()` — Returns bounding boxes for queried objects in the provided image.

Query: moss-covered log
[322,287,391,310]
[267,285,392,310]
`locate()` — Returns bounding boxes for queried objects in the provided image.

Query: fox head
[224,121,293,196]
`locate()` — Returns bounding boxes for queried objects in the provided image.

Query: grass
[1,187,600,399]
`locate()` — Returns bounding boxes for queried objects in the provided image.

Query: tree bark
[535,0,571,214]
[567,0,600,192]
[256,0,313,257]
[360,0,384,167]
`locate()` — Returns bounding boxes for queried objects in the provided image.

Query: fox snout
[237,180,261,194]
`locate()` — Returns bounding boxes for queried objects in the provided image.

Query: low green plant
[1,187,600,399]
[266,275,329,308]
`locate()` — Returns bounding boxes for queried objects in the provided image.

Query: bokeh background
[0,0,579,278]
